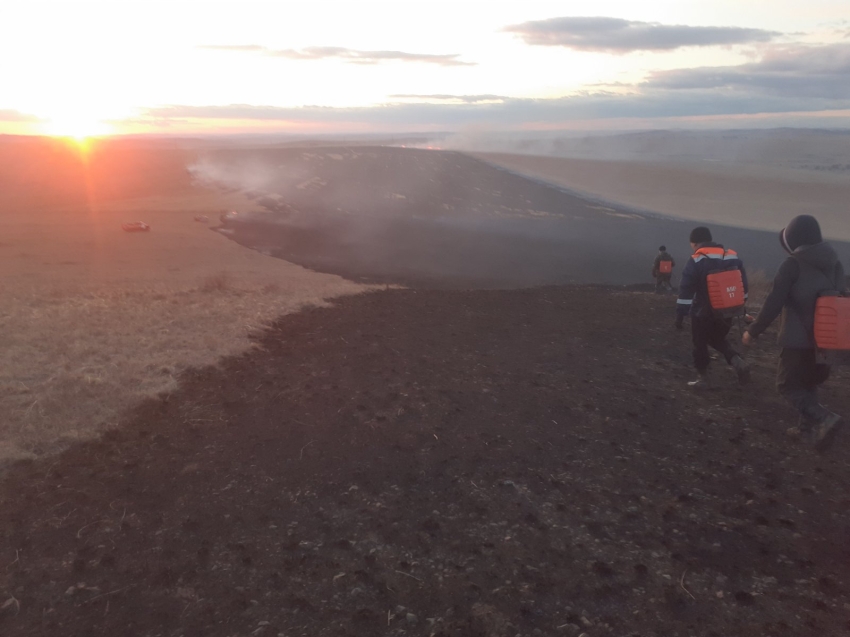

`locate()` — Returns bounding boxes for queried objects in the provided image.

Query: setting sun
[43,115,112,140]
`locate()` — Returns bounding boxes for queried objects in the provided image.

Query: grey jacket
[748,242,846,348]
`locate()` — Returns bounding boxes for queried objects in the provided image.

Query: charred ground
[203,146,850,288]
[2,286,849,637]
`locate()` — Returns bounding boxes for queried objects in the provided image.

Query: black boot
[813,412,843,453]
[730,355,750,385]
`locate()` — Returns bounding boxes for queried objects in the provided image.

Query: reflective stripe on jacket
[677,242,748,319]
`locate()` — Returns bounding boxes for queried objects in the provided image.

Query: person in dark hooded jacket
[743,215,846,451]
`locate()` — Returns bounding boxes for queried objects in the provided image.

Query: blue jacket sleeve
[676,258,696,318]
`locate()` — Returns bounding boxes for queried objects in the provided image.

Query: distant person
[652,245,675,293]
[675,226,750,389]
[742,215,845,451]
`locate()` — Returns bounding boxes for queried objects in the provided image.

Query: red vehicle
[122,222,150,232]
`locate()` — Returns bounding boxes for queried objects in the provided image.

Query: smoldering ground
[188,146,850,289]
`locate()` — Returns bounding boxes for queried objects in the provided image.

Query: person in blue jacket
[676,226,750,389]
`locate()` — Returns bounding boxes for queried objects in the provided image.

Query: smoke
[432,129,602,157]
[436,128,850,172]
[185,143,846,289]
[187,157,282,193]
[184,146,594,287]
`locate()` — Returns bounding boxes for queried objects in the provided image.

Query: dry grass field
[0,137,369,464]
[474,153,850,241]
[3,137,845,465]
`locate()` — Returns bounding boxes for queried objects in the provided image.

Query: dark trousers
[691,314,738,372]
[777,348,831,421]
[655,274,673,293]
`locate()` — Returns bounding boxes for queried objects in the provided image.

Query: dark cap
[780,215,822,253]
[689,227,712,244]
[658,245,666,252]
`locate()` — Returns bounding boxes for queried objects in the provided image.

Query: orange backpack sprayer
[814,291,850,362]
[658,260,673,274]
[706,267,746,318]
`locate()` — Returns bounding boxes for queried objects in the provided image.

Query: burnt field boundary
[202,147,850,289]
[2,285,849,636]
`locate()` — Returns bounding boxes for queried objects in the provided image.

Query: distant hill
[442,128,850,177]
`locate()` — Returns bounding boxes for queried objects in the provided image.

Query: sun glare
[44,116,112,140]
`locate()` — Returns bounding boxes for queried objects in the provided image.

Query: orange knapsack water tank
[815,294,850,351]
[706,269,746,317]
[659,260,672,274]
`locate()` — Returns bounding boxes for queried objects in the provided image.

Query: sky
[1,0,850,137]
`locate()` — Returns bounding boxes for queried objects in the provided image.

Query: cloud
[139,90,850,131]
[389,94,508,103]
[138,42,850,132]
[647,42,850,98]
[144,104,332,121]
[200,44,474,66]
[0,109,41,122]
[201,45,266,53]
[503,16,779,53]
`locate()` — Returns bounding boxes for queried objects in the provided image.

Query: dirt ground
[2,286,849,637]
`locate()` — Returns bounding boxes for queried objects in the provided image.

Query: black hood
[780,215,822,253]
[793,241,839,276]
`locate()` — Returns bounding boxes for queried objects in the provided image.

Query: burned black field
[202,146,850,288]
[2,287,849,637]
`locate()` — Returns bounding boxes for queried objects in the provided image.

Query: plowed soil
[2,286,849,637]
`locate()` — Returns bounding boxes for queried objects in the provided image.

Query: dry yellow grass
[0,188,370,464]
[473,153,850,241]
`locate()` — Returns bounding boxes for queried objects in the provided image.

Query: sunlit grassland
[0,194,370,463]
